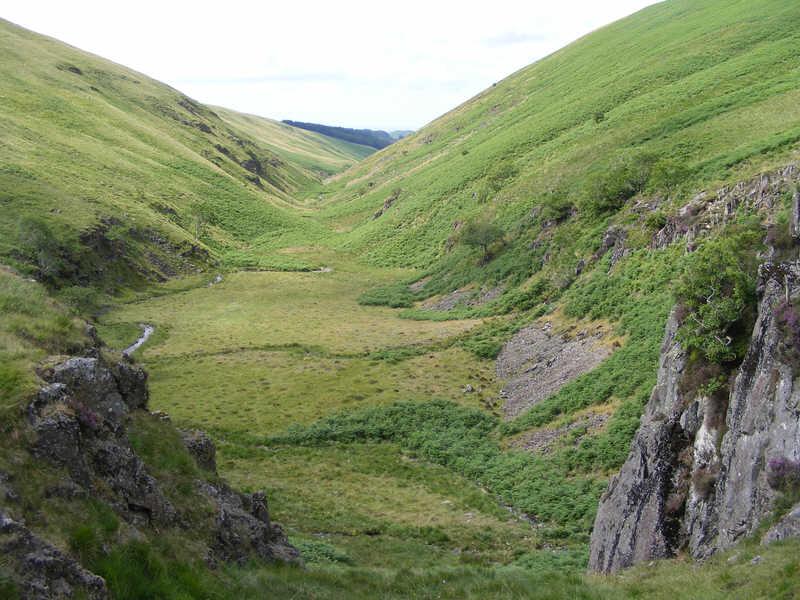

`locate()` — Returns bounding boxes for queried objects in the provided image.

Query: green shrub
[485,159,519,192]
[0,574,20,600]
[17,216,77,285]
[273,400,609,542]
[367,347,428,363]
[648,158,690,192]
[291,538,352,565]
[69,524,101,564]
[498,280,548,313]
[57,285,101,315]
[461,339,503,359]
[644,210,667,231]
[581,153,657,215]
[674,226,761,363]
[460,220,505,263]
[539,189,574,223]
[0,363,27,404]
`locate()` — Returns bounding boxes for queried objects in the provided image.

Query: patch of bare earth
[510,411,610,456]
[496,320,613,419]
[419,284,505,312]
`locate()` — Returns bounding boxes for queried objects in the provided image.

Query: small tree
[461,220,504,264]
[675,228,760,363]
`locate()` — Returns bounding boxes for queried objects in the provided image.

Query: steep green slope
[323,0,800,272]
[0,18,331,298]
[213,107,374,178]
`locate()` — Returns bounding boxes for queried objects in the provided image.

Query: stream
[123,324,154,356]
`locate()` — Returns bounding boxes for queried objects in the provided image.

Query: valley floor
[96,247,800,599]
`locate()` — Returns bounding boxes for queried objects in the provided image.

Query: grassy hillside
[213,107,374,178]
[322,0,800,270]
[0,17,344,300]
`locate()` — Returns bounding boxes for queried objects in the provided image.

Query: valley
[2,0,800,597]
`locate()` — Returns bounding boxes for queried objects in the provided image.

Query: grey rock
[38,357,148,424]
[0,504,108,599]
[91,439,177,527]
[792,186,799,240]
[498,321,612,419]
[0,472,19,504]
[588,308,691,573]
[182,430,217,472]
[762,503,800,545]
[601,227,624,254]
[27,383,92,487]
[588,261,800,573]
[198,481,301,567]
[419,284,505,312]
[21,351,298,579]
[704,264,800,554]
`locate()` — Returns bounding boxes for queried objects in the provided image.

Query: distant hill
[390,130,414,140]
[214,108,374,177]
[282,120,397,150]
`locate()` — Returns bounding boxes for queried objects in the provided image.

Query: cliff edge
[589,260,800,573]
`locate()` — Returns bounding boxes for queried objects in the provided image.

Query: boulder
[198,481,301,567]
[182,430,217,472]
[762,503,800,545]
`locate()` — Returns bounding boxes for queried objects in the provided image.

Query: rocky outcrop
[587,308,688,573]
[1,502,108,600]
[4,351,298,595]
[420,284,505,312]
[182,429,217,472]
[588,261,800,573]
[198,482,301,567]
[497,321,612,419]
[27,357,176,527]
[650,165,798,251]
[763,502,800,545]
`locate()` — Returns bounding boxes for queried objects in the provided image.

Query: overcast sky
[5,1,659,131]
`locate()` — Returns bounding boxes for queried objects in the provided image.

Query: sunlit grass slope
[323,0,800,269]
[100,255,492,435]
[213,106,375,179]
[0,18,336,292]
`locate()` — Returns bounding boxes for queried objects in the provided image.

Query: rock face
[5,351,298,596]
[588,261,800,573]
[1,503,109,600]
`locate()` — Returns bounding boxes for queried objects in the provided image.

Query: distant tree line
[282,120,396,150]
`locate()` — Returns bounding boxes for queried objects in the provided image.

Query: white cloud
[3,0,661,130]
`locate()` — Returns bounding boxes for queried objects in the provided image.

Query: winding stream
[123,324,154,356]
